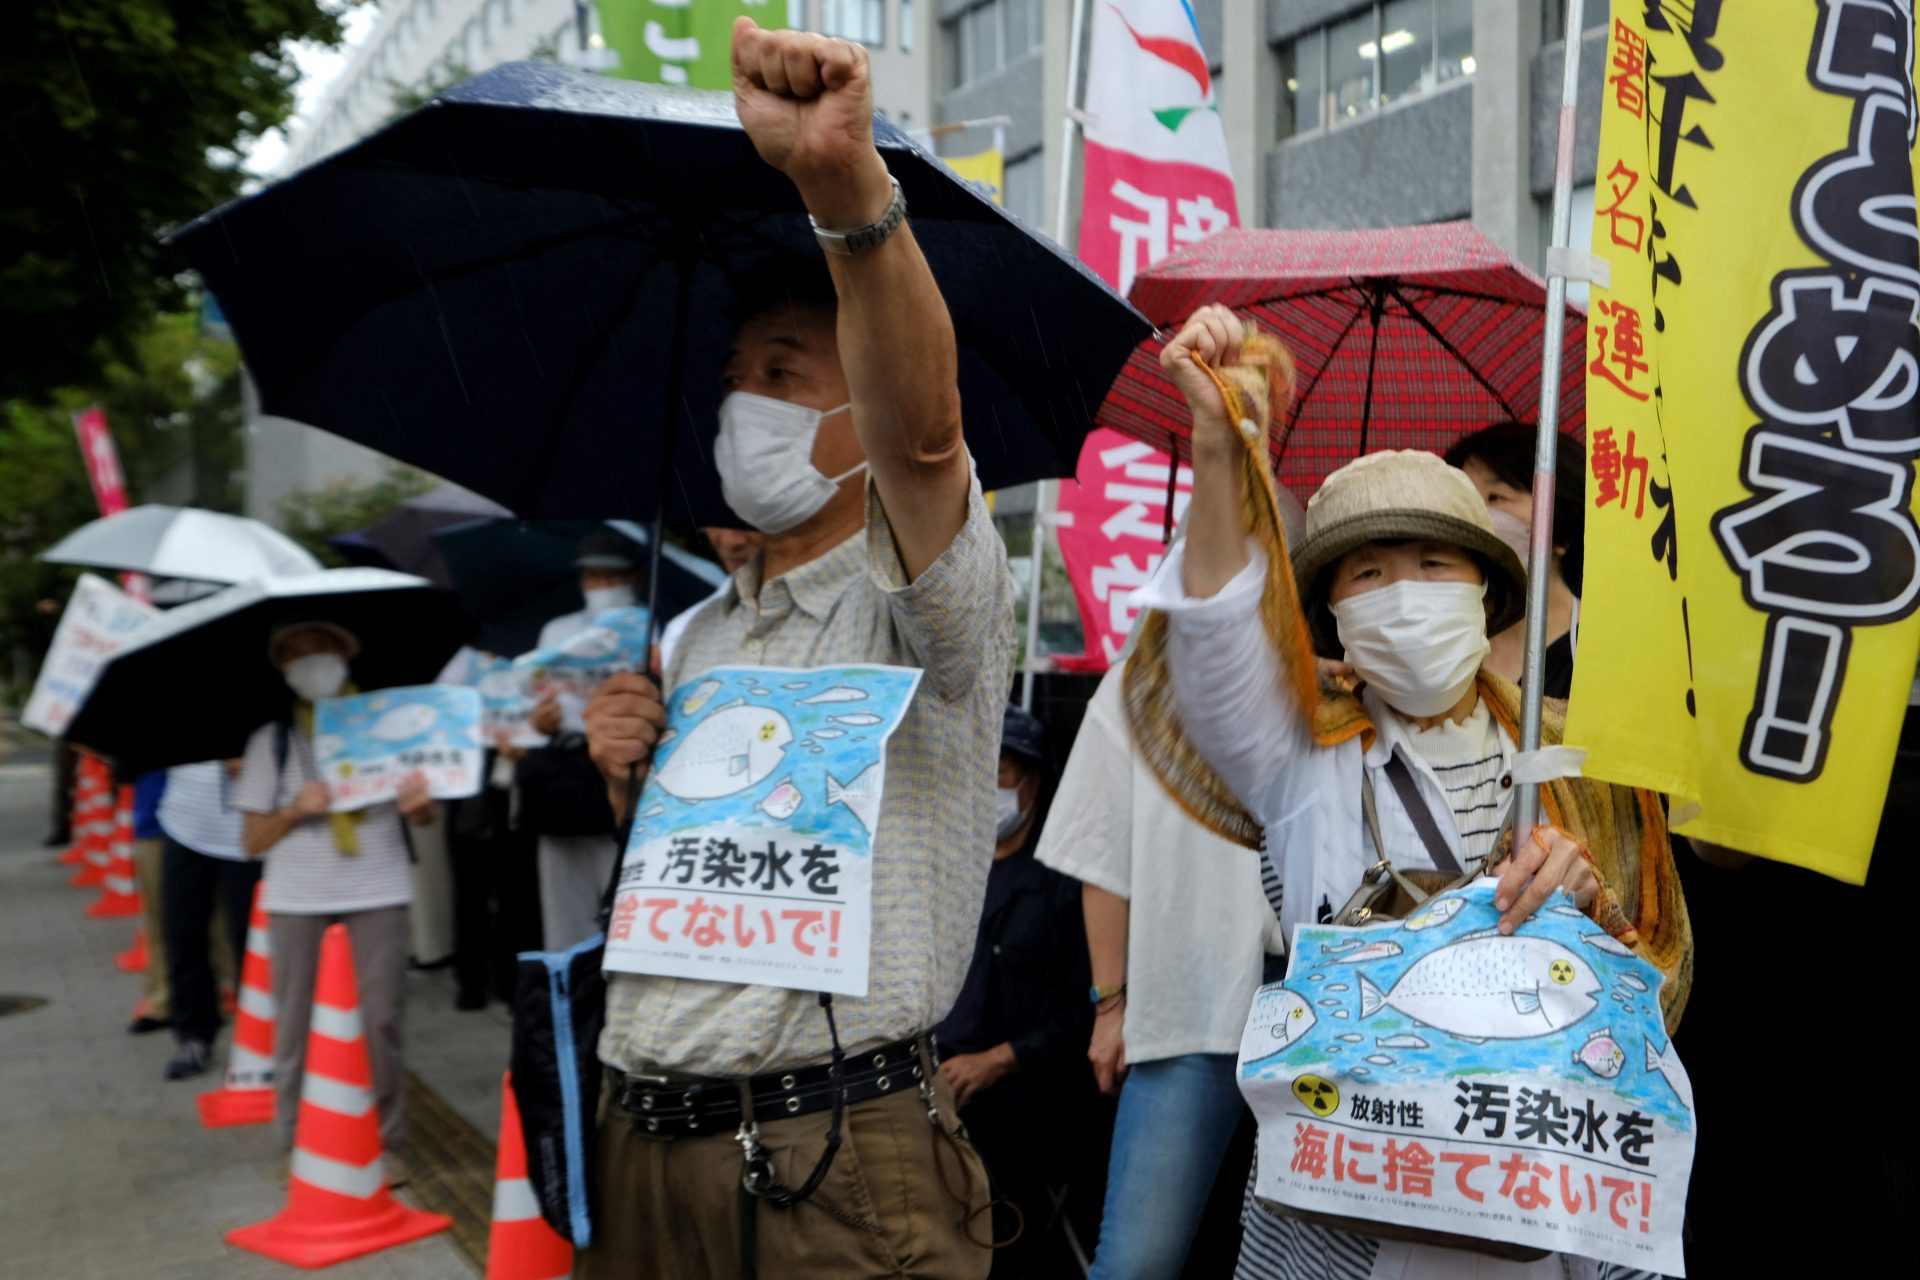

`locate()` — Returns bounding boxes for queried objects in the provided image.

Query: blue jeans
[1088,1053,1248,1279]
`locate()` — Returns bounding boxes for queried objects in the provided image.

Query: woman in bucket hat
[1128,307,1691,1279]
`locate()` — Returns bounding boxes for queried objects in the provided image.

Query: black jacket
[938,845,1092,1094]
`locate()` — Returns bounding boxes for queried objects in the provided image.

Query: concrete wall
[1266,79,1472,228]
[1527,23,1610,197]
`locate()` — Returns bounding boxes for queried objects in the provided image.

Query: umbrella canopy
[42,505,322,584]
[169,60,1149,527]
[358,484,513,586]
[1097,223,1587,496]
[64,568,471,774]
[431,518,726,656]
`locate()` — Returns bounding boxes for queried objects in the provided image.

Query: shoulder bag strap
[1381,751,1463,876]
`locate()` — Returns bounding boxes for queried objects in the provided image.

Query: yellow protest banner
[942,146,1005,206]
[1567,0,1920,882]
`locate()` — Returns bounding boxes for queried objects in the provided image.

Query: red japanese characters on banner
[72,406,129,516]
[1055,427,1190,668]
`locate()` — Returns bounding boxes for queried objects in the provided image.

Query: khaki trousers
[134,838,230,1020]
[576,1071,991,1280]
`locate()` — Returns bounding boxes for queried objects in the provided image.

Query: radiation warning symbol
[1548,959,1577,985]
[1292,1074,1339,1117]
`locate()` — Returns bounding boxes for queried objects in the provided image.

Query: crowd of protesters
[42,21,1920,1280]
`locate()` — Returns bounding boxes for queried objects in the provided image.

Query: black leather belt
[612,1034,930,1137]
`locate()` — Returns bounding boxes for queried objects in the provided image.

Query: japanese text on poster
[1568,0,1920,880]
[1242,881,1693,1273]
[604,665,922,998]
[472,654,546,747]
[22,574,158,737]
[314,685,484,812]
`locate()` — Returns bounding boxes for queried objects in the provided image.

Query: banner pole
[1052,0,1091,246]
[1025,0,1092,711]
[1517,0,1587,840]
[1020,491,1048,711]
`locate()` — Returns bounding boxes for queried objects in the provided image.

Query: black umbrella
[359,485,514,585]
[65,569,472,774]
[431,518,727,657]
[168,60,1149,530]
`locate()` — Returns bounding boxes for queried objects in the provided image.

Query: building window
[948,0,1042,89]
[1278,0,1475,138]
[1542,0,1609,45]
[823,0,884,45]
[900,0,914,52]
[1004,149,1043,229]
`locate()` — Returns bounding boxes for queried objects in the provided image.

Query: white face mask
[282,653,348,703]
[1331,580,1490,717]
[582,585,635,613]
[714,392,866,534]
[995,785,1030,841]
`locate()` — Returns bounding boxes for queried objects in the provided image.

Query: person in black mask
[938,705,1098,1276]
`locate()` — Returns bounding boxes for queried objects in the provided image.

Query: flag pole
[1516,0,1588,840]
[1023,0,1093,711]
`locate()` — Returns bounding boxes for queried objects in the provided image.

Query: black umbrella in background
[432,518,725,657]
[66,569,472,774]
[168,60,1149,531]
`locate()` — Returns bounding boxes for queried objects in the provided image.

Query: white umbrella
[64,568,471,773]
[41,505,321,584]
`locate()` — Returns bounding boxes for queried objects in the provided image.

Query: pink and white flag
[1056,2,1234,671]
[1075,0,1238,297]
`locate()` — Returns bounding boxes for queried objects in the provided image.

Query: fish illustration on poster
[313,684,485,812]
[602,664,922,998]
[1238,879,1694,1274]
[471,654,546,747]
[511,606,652,707]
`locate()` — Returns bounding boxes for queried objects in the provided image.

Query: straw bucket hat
[1292,450,1528,656]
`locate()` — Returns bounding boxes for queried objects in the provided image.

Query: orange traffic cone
[225,923,449,1266]
[198,883,276,1128]
[84,787,141,918]
[485,1072,573,1280]
[68,766,114,886]
[59,755,106,866]
[114,927,150,973]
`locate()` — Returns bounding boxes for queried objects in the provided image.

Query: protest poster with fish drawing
[1239,880,1694,1274]
[603,664,922,996]
[511,606,651,715]
[472,654,546,747]
[314,685,485,812]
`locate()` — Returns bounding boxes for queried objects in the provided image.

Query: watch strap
[811,176,907,256]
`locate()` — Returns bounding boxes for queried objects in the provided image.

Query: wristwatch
[811,176,907,256]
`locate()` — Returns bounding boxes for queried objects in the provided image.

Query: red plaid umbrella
[1096,222,1586,497]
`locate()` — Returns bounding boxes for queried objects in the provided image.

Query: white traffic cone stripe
[225,1044,275,1088]
[290,1148,385,1199]
[245,925,271,955]
[104,873,137,895]
[301,1072,375,1117]
[492,1175,542,1224]
[309,1000,364,1042]
[237,985,274,1020]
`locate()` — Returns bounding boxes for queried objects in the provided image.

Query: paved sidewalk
[0,763,485,1280]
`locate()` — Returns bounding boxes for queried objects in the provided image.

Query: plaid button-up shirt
[599,477,1016,1077]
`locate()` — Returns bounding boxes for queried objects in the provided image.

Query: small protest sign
[472,654,545,747]
[1242,880,1693,1274]
[603,664,922,997]
[512,606,651,716]
[22,574,159,737]
[313,685,485,812]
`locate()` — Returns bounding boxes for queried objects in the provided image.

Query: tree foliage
[0,311,245,691]
[1,1,349,403]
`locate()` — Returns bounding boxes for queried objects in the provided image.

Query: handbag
[1268,752,1548,1263]
[514,736,615,837]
